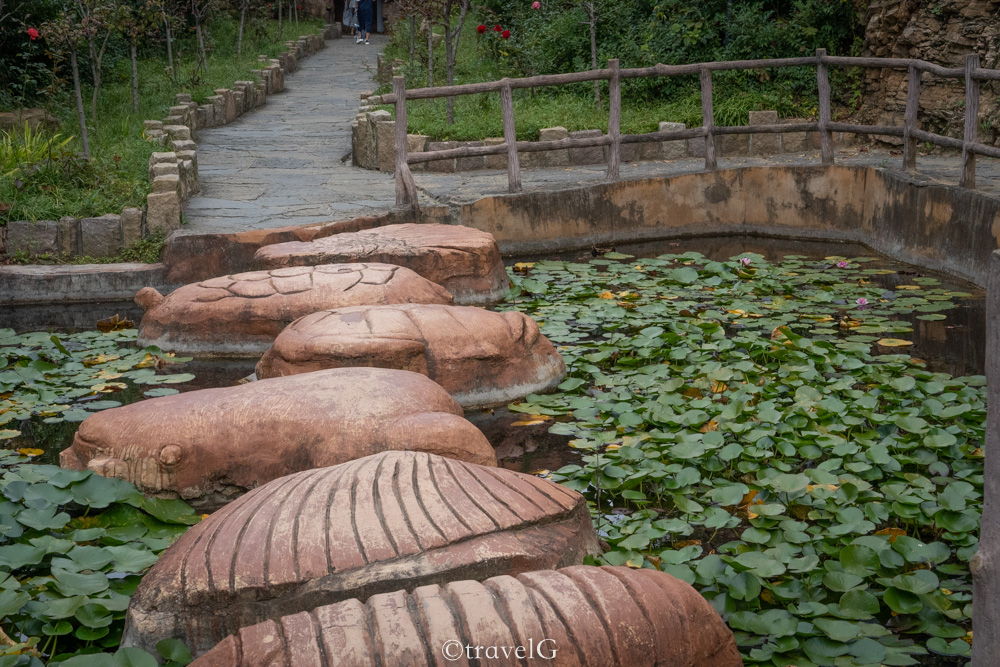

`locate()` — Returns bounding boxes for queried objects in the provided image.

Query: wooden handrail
[384,50,995,202]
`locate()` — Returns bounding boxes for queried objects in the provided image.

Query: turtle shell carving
[121,451,599,656]
[135,263,454,356]
[253,223,509,305]
[190,566,743,666]
[256,304,566,408]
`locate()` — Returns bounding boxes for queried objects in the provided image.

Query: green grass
[379,19,819,142]
[1,16,324,224]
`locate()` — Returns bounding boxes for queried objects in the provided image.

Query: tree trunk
[130,41,139,113]
[444,15,453,123]
[409,15,415,67]
[294,0,299,26]
[278,0,283,38]
[163,9,174,76]
[238,3,246,56]
[196,20,207,70]
[69,46,90,159]
[427,27,433,87]
[587,1,600,108]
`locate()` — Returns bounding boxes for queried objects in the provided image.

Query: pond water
[1,235,985,666]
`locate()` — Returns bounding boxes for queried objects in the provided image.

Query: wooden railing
[368,50,1000,207]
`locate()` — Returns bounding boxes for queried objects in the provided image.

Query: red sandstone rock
[256,304,566,408]
[253,223,509,305]
[60,369,496,510]
[121,451,600,656]
[135,263,453,356]
[191,565,743,667]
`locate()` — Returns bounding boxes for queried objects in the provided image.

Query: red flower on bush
[532,1,541,8]
[501,29,510,39]
[477,24,487,33]
[494,24,502,32]
[27,27,39,40]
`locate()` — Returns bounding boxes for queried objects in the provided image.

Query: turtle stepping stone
[135,263,453,356]
[256,304,566,408]
[190,565,743,666]
[121,450,600,656]
[60,368,496,510]
[253,223,509,305]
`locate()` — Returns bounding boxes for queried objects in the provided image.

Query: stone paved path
[181,33,397,234]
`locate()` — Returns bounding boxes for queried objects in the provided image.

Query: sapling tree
[74,0,116,131]
[118,0,161,112]
[439,0,471,123]
[39,11,90,158]
[189,0,216,71]
[156,0,183,78]
[398,0,471,123]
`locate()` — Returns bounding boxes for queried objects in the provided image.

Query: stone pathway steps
[181,34,397,234]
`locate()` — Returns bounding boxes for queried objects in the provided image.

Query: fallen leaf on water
[16,448,43,457]
[599,291,614,299]
[673,539,702,548]
[877,338,914,347]
[700,420,719,433]
[876,527,907,542]
[511,419,547,427]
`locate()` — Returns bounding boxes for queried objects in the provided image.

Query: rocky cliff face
[858,0,1000,145]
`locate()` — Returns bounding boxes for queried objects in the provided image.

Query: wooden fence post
[816,48,834,165]
[961,53,980,189]
[700,67,716,170]
[500,82,521,193]
[393,76,418,208]
[903,65,921,171]
[606,59,621,180]
[972,249,1000,667]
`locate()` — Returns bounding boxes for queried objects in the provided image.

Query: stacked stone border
[0,23,341,261]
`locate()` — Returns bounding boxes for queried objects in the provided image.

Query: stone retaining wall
[351,106,853,174]
[0,24,340,261]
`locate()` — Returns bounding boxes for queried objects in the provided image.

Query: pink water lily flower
[856,297,868,307]
[836,260,849,268]
[739,257,752,266]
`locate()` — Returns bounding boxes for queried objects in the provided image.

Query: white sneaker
[365,39,369,44]
[356,36,362,44]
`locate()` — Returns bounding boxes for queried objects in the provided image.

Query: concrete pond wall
[159,164,1000,289]
[4,163,1000,305]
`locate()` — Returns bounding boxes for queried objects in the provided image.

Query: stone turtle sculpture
[255,304,566,408]
[134,263,453,356]
[191,565,744,667]
[121,450,600,656]
[253,223,509,305]
[60,368,496,510]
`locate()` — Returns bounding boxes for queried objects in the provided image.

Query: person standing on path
[357,0,373,44]
[343,0,357,37]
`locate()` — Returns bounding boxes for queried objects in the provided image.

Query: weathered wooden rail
[367,50,1000,207]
